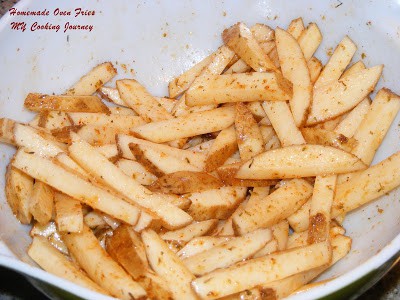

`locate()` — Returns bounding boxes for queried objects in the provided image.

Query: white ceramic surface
[0,0,399,299]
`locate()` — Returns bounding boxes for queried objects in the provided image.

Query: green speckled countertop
[0,0,399,299]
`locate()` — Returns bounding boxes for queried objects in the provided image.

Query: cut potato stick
[342,60,366,78]
[275,27,312,127]
[262,101,305,147]
[95,144,119,159]
[287,200,311,233]
[30,221,69,255]
[5,165,33,224]
[253,238,279,258]
[288,17,305,39]
[0,118,16,144]
[191,241,331,299]
[177,236,233,259]
[54,192,83,233]
[301,127,357,152]
[250,23,275,42]
[160,219,218,244]
[298,23,323,61]
[12,150,140,225]
[117,79,172,122]
[314,36,357,89]
[351,88,400,165]
[68,112,145,129]
[109,106,137,115]
[37,111,72,130]
[271,220,289,251]
[235,102,264,160]
[131,106,236,143]
[187,139,214,153]
[69,137,192,229]
[308,175,336,244]
[74,124,128,146]
[205,126,237,172]
[243,144,366,179]
[141,229,198,300]
[265,134,281,150]
[116,158,157,186]
[24,93,109,113]
[259,125,275,144]
[224,58,252,74]
[183,229,272,276]
[232,179,312,235]
[98,86,128,107]
[29,180,54,225]
[308,56,323,84]
[149,171,223,194]
[66,62,117,96]
[247,101,267,120]
[62,225,146,299]
[306,65,383,125]
[28,236,107,295]
[332,151,400,217]
[186,186,247,221]
[222,22,278,72]
[212,219,235,237]
[185,72,292,106]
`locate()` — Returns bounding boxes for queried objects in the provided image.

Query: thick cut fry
[62,225,146,299]
[66,62,117,96]
[308,175,336,244]
[0,118,16,144]
[262,101,305,147]
[271,220,289,250]
[232,179,312,235]
[36,111,72,130]
[160,219,218,244]
[332,151,400,217]
[177,236,233,259]
[222,22,278,72]
[205,126,238,172]
[69,137,192,229]
[109,106,137,115]
[275,27,312,126]
[12,150,140,225]
[98,86,128,107]
[228,145,366,180]
[183,229,272,276]
[5,165,33,224]
[235,102,264,160]
[24,93,109,113]
[307,57,323,84]
[288,17,305,39]
[342,61,366,78]
[28,236,107,295]
[149,171,223,194]
[68,112,145,129]
[95,144,119,159]
[306,65,383,125]
[287,200,311,233]
[351,88,400,165]
[116,158,157,185]
[297,23,322,61]
[117,79,172,122]
[185,72,292,106]
[301,127,357,152]
[131,106,236,143]
[191,241,331,299]
[141,230,198,300]
[30,180,54,224]
[247,101,267,120]
[186,186,247,221]
[30,221,69,255]
[54,192,83,233]
[314,36,357,89]
[250,23,275,42]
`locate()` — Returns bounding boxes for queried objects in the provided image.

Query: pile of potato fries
[1,17,400,300]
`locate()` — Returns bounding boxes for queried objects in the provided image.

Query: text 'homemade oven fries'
[1,16,400,300]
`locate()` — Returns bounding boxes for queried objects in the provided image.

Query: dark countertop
[0,0,399,299]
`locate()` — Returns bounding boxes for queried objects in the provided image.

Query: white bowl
[0,0,399,299]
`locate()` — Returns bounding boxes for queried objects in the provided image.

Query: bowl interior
[0,0,400,298]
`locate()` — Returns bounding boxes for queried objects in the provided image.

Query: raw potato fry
[24,93,110,113]
[187,139,214,153]
[314,36,357,89]
[253,238,279,258]
[186,186,247,221]
[301,127,357,152]
[131,106,236,143]
[183,229,272,276]
[191,241,331,299]
[185,72,292,106]
[332,151,400,217]
[232,179,312,235]
[141,229,198,300]
[28,236,107,295]
[84,211,107,228]
[74,124,128,146]
[62,225,147,299]
[314,115,344,131]
[205,126,238,172]
[271,220,289,250]
[37,111,72,130]
[342,61,366,78]
[12,150,140,225]
[116,158,157,185]
[259,125,275,144]
[308,175,336,244]
[264,134,281,150]
[160,219,218,244]
[351,88,400,165]
[29,180,54,225]
[66,62,117,96]
[30,221,69,255]
[250,23,275,42]
[0,118,16,144]
[149,171,223,194]
[288,17,305,39]
[117,79,172,122]
[275,27,312,127]
[98,86,128,107]
[222,22,278,72]
[287,200,311,233]
[298,23,322,61]
[307,57,323,84]
[229,144,366,180]
[95,144,119,159]
[68,112,145,128]
[235,103,264,160]
[69,137,193,229]
[109,106,137,115]
[262,101,305,147]
[306,65,383,125]
[5,165,33,224]
[54,192,83,233]
[212,219,235,236]
[247,101,267,120]
[177,236,232,259]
